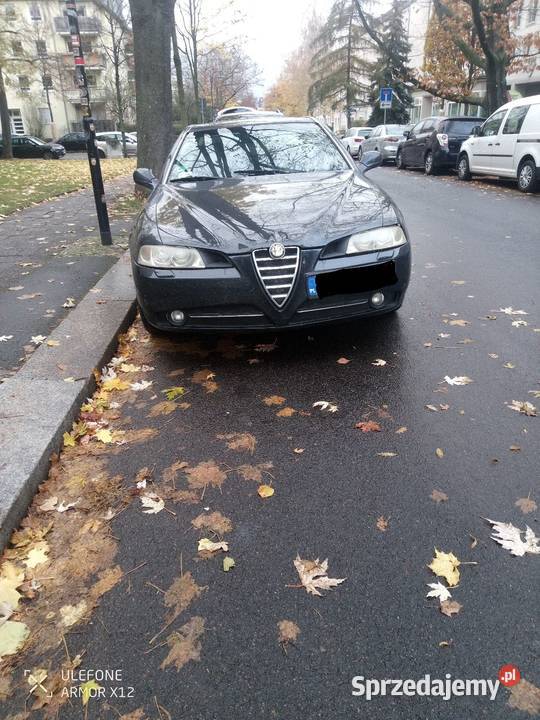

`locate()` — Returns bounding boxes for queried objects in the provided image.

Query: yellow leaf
[428,548,460,587]
[101,377,130,392]
[95,428,113,444]
[46,339,60,347]
[435,447,445,458]
[163,386,185,400]
[63,431,76,447]
[23,541,49,569]
[198,538,228,553]
[0,621,30,660]
[257,484,274,498]
[120,363,141,373]
[80,679,101,706]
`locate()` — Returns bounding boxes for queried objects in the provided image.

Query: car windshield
[169,122,349,180]
[28,136,46,145]
[445,119,481,134]
[385,125,404,134]
[357,129,372,136]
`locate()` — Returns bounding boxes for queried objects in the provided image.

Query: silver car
[360,124,409,162]
[96,131,138,156]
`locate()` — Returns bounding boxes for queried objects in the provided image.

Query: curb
[0,250,136,551]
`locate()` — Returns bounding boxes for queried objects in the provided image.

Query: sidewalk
[0,174,138,378]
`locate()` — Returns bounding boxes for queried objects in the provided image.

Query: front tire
[358,145,363,162]
[457,153,471,181]
[43,151,53,160]
[396,150,406,170]
[517,159,538,193]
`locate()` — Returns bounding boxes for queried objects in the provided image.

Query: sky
[234,0,334,95]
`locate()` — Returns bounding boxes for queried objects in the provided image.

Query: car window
[502,106,529,135]
[421,119,436,133]
[444,119,483,134]
[520,103,540,133]
[481,110,506,136]
[384,125,403,134]
[411,121,424,135]
[170,122,349,180]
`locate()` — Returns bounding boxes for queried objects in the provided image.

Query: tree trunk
[171,24,188,129]
[0,66,13,159]
[346,7,353,128]
[484,56,509,114]
[129,0,175,174]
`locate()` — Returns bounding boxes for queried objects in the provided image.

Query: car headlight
[137,244,205,268]
[346,226,406,254]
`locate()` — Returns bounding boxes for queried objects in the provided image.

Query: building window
[18,75,30,91]
[11,40,24,56]
[67,39,92,53]
[36,40,48,58]
[4,4,16,18]
[29,3,41,20]
[42,74,53,89]
[9,110,25,134]
[38,107,52,124]
[528,0,538,22]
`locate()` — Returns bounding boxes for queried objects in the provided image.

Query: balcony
[65,87,107,104]
[62,52,106,69]
[54,16,101,34]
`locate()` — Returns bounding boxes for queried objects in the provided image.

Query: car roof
[185,115,319,132]
[493,93,540,112]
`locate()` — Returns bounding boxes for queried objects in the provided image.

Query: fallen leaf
[507,400,536,416]
[0,563,24,611]
[312,400,338,413]
[258,484,274,498]
[164,572,205,621]
[448,319,470,326]
[372,358,387,366]
[147,400,178,417]
[255,341,277,353]
[293,555,346,596]
[277,407,296,417]
[503,362,515,369]
[140,494,165,514]
[162,386,185,400]
[377,452,397,458]
[57,500,79,513]
[337,357,350,364]
[31,334,46,345]
[263,395,286,406]
[62,297,76,308]
[38,496,58,512]
[278,620,300,646]
[192,512,232,535]
[198,538,228,553]
[485,518,540,556]
[444,375,473,386]
[425,404,439,412]
[236,462,274,482]
[19,293,42,300]
[223,556,235,572]
[440,600,462,617]
[293,448,304,454]
[161,616,205,671]
[46,339,60,347]
[217,432,256,453]
[101,377,130,392]
[120,363,141,373]
[130,380,153,391]
[507,679,540,715]
[0,621,30,660]
[511,320,528,327]
[500,307,527,315]
[430,489,448,503]
[435,448,445,458]
[24,541,49,568]
[451,280,466,285]
[80,679,101,706]
[95,428,113,444]
[426,582,452,602]
[395,426,407,434]
[355,421,382,433]
[428,549,460,586]
[60,600,87,627]
[515,497,537,514]
[184,460,226,489]
[376,516,389,531]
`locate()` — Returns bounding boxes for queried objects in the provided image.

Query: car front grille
[252,246,300,307]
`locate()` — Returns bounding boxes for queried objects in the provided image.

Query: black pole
[65,0,112,245]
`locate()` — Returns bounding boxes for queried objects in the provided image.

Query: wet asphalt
[5,166,540,719]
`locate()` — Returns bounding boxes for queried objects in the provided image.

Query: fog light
[371,292,385,307]
[170,310,185,325]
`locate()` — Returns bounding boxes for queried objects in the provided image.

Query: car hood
[149,170,397,253]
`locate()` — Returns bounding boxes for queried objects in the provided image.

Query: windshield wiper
[234,169,291,176]
[169,175,218,182]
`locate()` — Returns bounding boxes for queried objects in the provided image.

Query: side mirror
[133,168,157,191]
[359,150,383,173]
[471,125,481,136]
[403,130,411,139]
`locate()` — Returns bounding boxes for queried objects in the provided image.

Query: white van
[457,95,540,192]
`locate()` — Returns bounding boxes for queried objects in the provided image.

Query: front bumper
[133,245,411,331]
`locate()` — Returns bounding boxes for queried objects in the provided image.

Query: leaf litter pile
[0,301,539,717]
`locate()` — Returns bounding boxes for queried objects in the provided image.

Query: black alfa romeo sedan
[131,115,411,333]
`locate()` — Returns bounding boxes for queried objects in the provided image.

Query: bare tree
[129,0,175,173]
[199,45,260,116]
[176,0,204,119]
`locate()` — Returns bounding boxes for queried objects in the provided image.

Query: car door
[491,105,530,176]
[468,109,507,172]
[362,127,377,153]
[402,121,423,165]
[412,118,435,165]
[11,137,23,158]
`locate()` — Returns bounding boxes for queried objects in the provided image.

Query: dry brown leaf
[440,600,462,617]
[147,400,178,417]
[377,452,397,458]
[118,710,147,720]
[277,407,296,417]
[192,369,218,393]
[355,421,382,433]
[162,460,189,484]
[507,679,540,715]
[431,489,449,503]
[161,616,205,671]
[376,516,389,532]
[277,620,300,646]
[191,511,232,535]
[185,461,227,489]
[515,497,537,514]
[263,395,286,406]
[293,556,346,596]
[448,319,470,326]
[236,462,273,482]
[337,357,350,365]
[395,426,407,434]
[90,566,123,600]
[217,432,256,453]
[164,572,205,622]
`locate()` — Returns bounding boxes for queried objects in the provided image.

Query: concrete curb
[0,250,136,550]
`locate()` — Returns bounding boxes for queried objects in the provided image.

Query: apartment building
[1,0,134,140]
[406,0,540,122]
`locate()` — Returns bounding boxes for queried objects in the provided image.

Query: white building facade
[1,0,134,140]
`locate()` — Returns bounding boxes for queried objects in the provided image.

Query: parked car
[360,124,409,162]
[396,116,485,174]
[457,95,540,193]
[56,132,108,158]
[131,115,411,334]
[341,127,373,158]
[215,106,258,119]
[0,135,66,159]
[96,131,138,156]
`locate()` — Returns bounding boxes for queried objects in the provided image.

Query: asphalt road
[3,167,540,719]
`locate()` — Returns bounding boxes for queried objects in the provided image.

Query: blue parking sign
[380,87,392,108]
